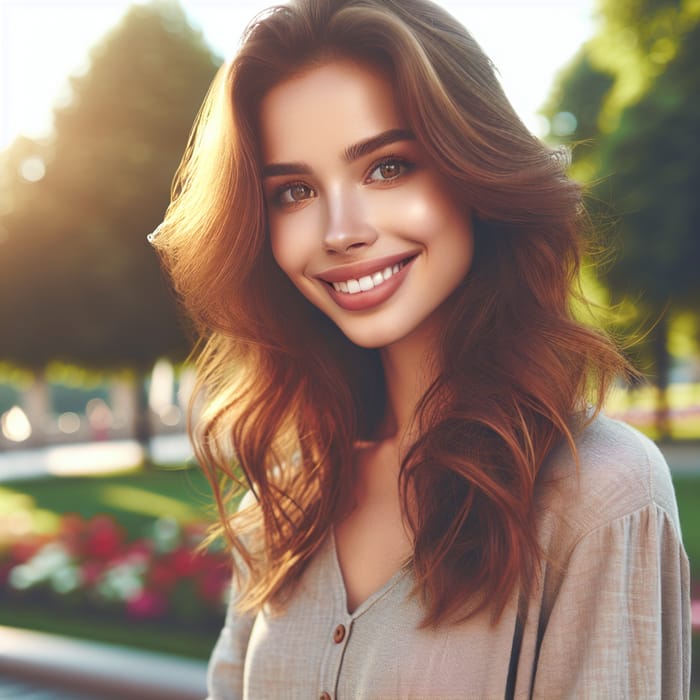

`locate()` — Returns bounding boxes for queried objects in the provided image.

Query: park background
[0,0,699,696]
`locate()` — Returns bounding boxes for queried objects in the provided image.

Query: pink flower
[691,600,700,632]
[126,589,169,619]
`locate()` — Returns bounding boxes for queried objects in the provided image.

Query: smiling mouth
[327,256,415,294]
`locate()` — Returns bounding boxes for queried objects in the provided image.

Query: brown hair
[151,0,627,626]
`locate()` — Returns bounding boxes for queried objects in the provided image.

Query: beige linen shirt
[207,415,690,699]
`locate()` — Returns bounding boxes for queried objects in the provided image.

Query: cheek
[269,218,308,278]
[392,175,467,237]
[405,186,472,256]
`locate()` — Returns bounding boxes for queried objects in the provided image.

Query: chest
[334,497,412,613]
[241,536,520,699]
[333,442,413,613]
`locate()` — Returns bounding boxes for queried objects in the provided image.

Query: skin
[260,59,474,611]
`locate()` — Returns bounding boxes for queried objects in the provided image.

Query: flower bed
[0,512,231,629]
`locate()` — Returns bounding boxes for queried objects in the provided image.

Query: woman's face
[260,59,473,349]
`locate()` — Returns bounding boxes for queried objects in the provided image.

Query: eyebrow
[262,128,416,178]
[343,128,415,162]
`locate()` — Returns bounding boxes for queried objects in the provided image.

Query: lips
[317,252,417,284]
[318,253,417,312]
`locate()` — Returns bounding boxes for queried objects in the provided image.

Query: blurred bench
[0,625,207,700]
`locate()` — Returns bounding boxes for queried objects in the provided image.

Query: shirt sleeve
[531,504,690,699]
[205,573,256,700]
[206,489,259,700]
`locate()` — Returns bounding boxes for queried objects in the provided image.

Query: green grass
[0,465,215,540]
[675,474,700,579]
[0,598,217,659]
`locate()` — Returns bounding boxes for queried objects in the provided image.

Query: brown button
[333,623,346,643]
[320,693,332,700]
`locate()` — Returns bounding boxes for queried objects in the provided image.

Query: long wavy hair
[152,0,628,627]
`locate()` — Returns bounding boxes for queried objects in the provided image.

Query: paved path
[0,626,207,700]
[0,433,192,482]
[0,433,698,482]
[0,675,109,699]
[656,441,700,474]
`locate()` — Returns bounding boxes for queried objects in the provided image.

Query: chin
[336,321,413,350]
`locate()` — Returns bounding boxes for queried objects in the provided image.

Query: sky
[0,0,598,150]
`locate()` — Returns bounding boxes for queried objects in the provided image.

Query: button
[333,623,346,643]
[320,693,332,700]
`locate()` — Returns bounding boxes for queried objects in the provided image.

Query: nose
[322,188,377,254]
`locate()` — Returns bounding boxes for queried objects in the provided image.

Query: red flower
[125,539,152,558]
[198,566,230,604]
[81,560,104,587]
[127,590,169,619]
[58,514,87,557]
[59,513,85,537]
[85,516,124,560]
[9,536,46,564]
[168,547,200,577]
[0,562,13,585]
[0,509,232,618]
[148,561,179,592]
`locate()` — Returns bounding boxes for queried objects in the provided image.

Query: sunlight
[0,2,126,147]
[99,484,202,522]
[0,486,60,539]
[0,1,596,149]
[45,442,142,477]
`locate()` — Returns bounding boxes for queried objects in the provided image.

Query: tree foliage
[599,18,700,311]
[0,1,220,372]
[590,0,699,125]
[541,47,615,179]
[545,0,700,434]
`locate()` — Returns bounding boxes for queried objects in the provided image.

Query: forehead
[259,59,405,162]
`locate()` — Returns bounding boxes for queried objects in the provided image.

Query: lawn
[675,474,700,580]
[0,466,215,540]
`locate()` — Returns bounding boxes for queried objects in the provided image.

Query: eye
[273,182,316,207]
[365,157,414,184]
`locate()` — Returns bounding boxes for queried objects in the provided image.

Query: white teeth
[331,258,410,294]
[358,275,374,291]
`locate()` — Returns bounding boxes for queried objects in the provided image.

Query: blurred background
[0,0,698,697]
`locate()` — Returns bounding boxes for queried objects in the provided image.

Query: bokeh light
[18,156,46,182]
[1,406,32,442]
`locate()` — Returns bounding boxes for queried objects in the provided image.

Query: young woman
[151,0,690,697]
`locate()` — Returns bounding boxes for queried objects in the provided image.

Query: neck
[378,316,441,447]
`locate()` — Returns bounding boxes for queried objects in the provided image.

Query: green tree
[544,1,700,437]
[0,1,220,453]
[596,19,700,434]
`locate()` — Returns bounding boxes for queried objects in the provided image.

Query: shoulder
[535,412,681,551]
